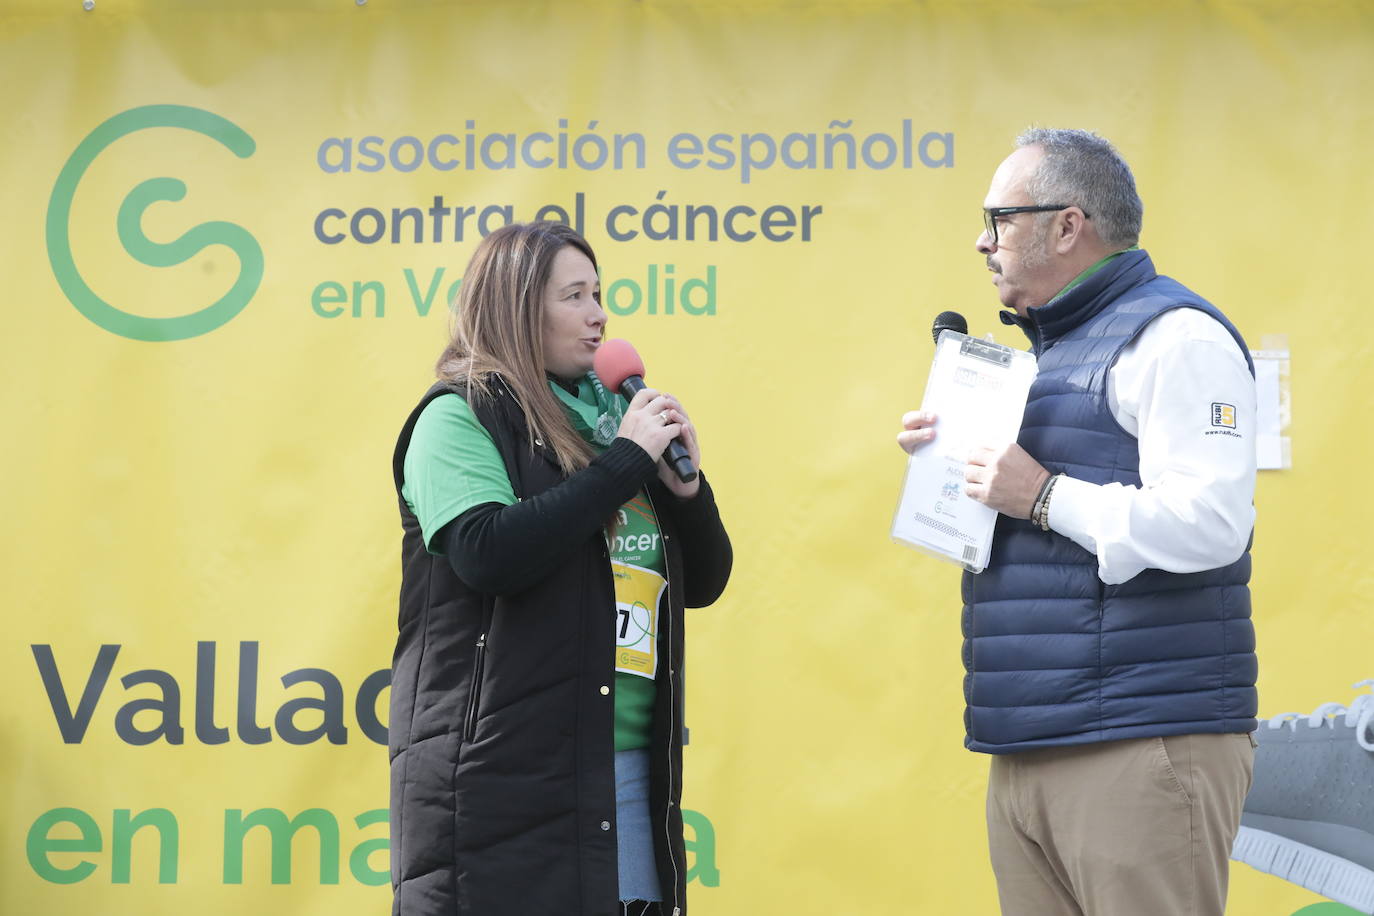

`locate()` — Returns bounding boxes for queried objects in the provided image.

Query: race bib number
[612,561,665,679]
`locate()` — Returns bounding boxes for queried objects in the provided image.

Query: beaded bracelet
[1030,474,1054,527]
[1031,474,1061,532]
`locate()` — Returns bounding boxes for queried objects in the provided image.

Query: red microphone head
[593,338,646,392]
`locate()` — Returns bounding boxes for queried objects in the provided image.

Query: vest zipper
[464,631,487,742]
[1028,312,1045,356]
[643,490,682,916]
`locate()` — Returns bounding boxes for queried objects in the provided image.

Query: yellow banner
[3,2,1372,914]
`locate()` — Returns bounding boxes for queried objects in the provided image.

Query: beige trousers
[986,733,1254,916]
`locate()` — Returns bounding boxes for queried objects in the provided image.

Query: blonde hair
[436,222,599,475]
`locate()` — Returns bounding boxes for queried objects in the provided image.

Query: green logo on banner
[46,105,264,341]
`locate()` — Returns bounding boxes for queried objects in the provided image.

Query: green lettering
[347,809,390,886]
[352,280,385,318]
[112,808,178,884]
[223,808,340,885]
[26,807,101,884]
[403,267,444,317]
[683,808,719,887]
[680,266,717,316]
[311,281,347,318]
[606,278,641,316]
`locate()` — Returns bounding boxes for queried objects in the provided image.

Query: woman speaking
[389,221,732,916]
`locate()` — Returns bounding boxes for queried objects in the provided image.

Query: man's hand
[897,410,937,454]
[965,444,1050,519]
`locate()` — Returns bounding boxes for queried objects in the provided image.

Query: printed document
[892,332,1037,573]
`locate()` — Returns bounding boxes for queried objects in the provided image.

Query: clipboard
[891,330,1037,573]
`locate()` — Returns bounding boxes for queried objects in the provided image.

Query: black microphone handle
[618,375,699,483]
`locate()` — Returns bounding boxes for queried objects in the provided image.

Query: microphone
[931,310,968,344]
[593,339,698,483]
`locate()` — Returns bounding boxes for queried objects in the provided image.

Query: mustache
[986,256,1002,274]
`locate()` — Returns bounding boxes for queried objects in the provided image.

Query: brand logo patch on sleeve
[1211,403,1237,428]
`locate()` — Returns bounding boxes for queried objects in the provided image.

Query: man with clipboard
[898,129,1258,916]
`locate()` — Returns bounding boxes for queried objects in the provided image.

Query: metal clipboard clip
[959,337,1014,367]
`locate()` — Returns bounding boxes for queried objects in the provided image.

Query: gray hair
[1015,128,1143,248]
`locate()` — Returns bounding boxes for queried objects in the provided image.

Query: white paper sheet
[892,332,1038,572]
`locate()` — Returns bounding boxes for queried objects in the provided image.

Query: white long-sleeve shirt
[1047,307,1257,585]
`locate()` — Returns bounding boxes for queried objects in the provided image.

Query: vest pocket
[464,631,487,742]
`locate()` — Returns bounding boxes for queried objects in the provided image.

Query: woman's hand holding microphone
[617,387,702,499]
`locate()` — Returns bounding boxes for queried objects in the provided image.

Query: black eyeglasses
[982,205,1088,246]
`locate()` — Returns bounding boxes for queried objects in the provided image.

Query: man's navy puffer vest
[962,249,1258,754]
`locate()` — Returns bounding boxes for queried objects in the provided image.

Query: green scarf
[1056,245,1140,298]
[549,372,625,449]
